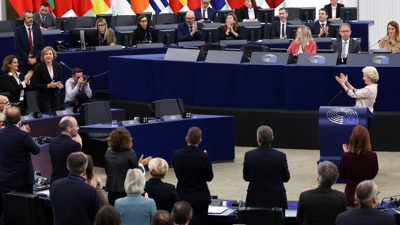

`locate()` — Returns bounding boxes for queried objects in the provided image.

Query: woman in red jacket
[287,25,316,56]
[339,125,379,206]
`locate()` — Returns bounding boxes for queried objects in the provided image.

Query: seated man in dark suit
[332,23,361,64]
[296,161,347,225]
[270,7,290,39]
[311,8,330,37]
[177,11,203,42]
[49,116,82,184]
[33,2,56,30]
[193,0,218,23]
[324,0,345,19]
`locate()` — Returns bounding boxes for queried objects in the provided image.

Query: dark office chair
[75,16,96,28]
[115,15,136,26]
[200,43,226,54]
[0,21,15,32]
[153,13,176,25]
[241,45,269,59]
[237,207,284,225]
[5,192,47,225]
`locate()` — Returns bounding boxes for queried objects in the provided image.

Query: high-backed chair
[237,207,285,225]
[241,45,269,59]
[200,43,226,54]
[153,13,176,25]
[0,21,15,32]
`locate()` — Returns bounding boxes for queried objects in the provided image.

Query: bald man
[177,11,203,42]
[49,116,82,183]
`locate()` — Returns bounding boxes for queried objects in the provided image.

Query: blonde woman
[96,17,116,46]
[287,25,316,56]
[379,20,400,53]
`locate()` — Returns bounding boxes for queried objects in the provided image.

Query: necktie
[342,41,347,58]
[202,10,206,19]
[189,25,192,33]
[281,23,285,37]
[321,23,325,28]
[28,28,34,56]
[41,16,46,27]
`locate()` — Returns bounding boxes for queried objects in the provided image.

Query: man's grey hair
[257,125,273,145]
[317,161,339,187]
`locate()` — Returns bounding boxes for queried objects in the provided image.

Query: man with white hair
[243,125,290,210]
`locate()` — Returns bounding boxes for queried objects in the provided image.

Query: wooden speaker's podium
[318,106,374,183]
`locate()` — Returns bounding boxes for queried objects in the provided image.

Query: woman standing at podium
[335,66,379,113]
[339,125,379,206]
[379,20,400,53]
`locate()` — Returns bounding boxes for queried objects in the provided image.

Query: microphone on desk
[148,104,159,121]
[361,40,380,52]
[328,90,343,106]
[380,195,400,207]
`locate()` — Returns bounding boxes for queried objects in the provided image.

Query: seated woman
[145,158,179,212]
[236,0,261,22]
[96,17,116,46]
[114,168,157,225]
[379,20,400,53]
[33,46,63,112]
[336,180,395,225]
[287,25,316,56]
[220,12,242,40]
[133,15,158,45]
[0,55,33,115]
[86,155,108,206]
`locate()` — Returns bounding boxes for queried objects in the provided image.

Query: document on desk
[208,206,229,214]
[35,189,50,196]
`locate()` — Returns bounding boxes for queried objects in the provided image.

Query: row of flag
[9,0,284,18]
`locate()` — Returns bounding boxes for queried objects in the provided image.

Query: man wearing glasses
[178,11,203,42]
[332,23,361,64]
[193,0,218,23]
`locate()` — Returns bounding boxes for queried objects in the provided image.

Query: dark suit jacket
[177,22,203,42]
[296,186,347,225]
[172,145,213,206]
[219,26,243,40]
[49,134,82,183]
[236,7,260,22]
[243,145,290,208]
[332,38,361,55]
[33,12,56,29]
[324,3,345,19]
[336,206,396,225]
[133,27,158,45]
[33,61,62,100]
[14,25,44,65]
[310,21,331,36]
[0,72,27,104]
[0,125,40,187]
[145,178,179,212]
[270,21,291,38]
[194,7,218,22]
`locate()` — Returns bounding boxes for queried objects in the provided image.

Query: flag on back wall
[9,0,33,17]
[111,0,131,15]
[53,0,72,17]
[91,0,110,16]
[187,0,200,10]
[226,0,242,9]
[266,0,284,8]
[211,0,226,10]
[169,0,187,13]
[131,0,149,14]
[150,0,169,14]
[72,0,92,16]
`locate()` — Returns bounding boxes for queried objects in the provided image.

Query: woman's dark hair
[348,125,371,155]
[241,0,260,10]
[223,13,239,32]
[107,128,132,151]
[86,154,94,180]
[2,55,17,73]
[95,205,120,225]
[136,14,152,29]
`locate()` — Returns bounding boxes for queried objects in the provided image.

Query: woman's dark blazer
[145,178,179,212]
[33,61,62,100]
[219,26,243,40]
[0,72,27,103]
[236,6,260,22]
[132,27,158,45]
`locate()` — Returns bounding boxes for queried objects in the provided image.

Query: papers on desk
[208,206,229,214]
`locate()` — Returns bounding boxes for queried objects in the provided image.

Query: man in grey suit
[332,23,361,64]
[33,2,56,30]
[296,161,347,225]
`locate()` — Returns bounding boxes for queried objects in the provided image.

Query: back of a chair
[201,43,226,53]
[153,13,176,25]
[5,192,46,225]
[0,21,14,32]
[241,45,269,59]
[237,207,284,225]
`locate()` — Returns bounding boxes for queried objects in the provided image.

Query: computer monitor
[96,14,113,28]
[328,24,341,39]
[151,99,185,119]
[80,101,112,126]
[201,27,220,43]
[286,7,301,20]
[257,8,275,23]
[243,26,261,43]
[299,7,316,22]
[286,25,301,39]
[340,7,357,22]
[217,10,233,23]
[158,29,176,46]
[176,11,188,23]
[56,17,74,31]
[137,12,152,24]
[116,30,133,47]
[69,29,99,47]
